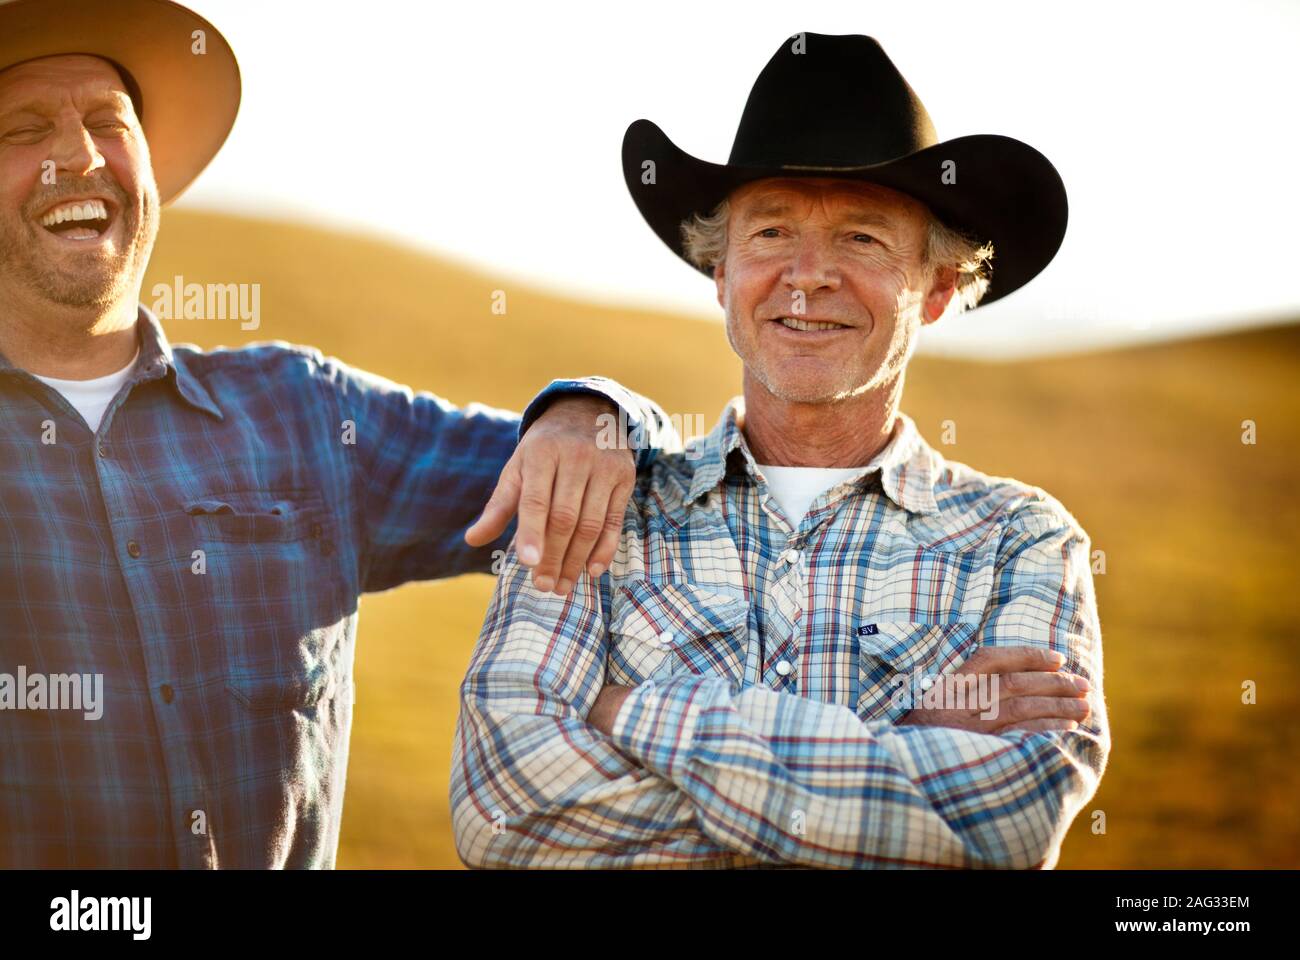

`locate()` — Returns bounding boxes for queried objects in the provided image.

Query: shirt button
[97,443,108,458]
[159,683,174,704]
[657,631,673,648]
[783,549,800,564]
[775,660,793,677]
[126,540,141,558]
[920,675,936,691]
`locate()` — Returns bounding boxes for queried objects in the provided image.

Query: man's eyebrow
[85,91,131,109]
[834,209,899,230]
[0,89,130,120]
[739,200,794,222]
[738,200,899,230]
[0,99,53,120]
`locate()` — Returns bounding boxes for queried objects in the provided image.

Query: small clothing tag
[856,623,879,636]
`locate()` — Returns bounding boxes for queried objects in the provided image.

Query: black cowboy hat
[622,33,1067,307]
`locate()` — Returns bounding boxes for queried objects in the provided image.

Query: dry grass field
[146,208,1300,869]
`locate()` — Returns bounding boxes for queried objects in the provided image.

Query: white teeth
[39,199,109,227]
[779,317,846,332]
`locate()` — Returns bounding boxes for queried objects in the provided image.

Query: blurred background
[157,0,1299,867]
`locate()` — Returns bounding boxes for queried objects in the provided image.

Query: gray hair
[681,196,994,313]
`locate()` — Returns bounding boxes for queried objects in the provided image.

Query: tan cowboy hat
[0,0,240,205]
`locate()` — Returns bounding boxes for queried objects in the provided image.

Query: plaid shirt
[452,398,1110,869]
[0,307,670,868]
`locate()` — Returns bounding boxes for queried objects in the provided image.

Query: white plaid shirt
[452,399,1109,868]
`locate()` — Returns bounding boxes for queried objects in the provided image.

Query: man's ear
[922,266,958,325]
[714,260,726,309]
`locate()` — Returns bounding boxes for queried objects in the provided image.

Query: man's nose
[782,236,841,295]
[48,119,107,179]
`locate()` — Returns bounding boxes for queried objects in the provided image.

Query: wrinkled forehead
[729,176,926,224]
[0,54,136,115]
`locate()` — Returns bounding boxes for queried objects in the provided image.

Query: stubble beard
[0,184,158,313]
[727,305,882,405]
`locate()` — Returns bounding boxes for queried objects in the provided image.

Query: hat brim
[622,118,1067,308]
[0,0,240,206]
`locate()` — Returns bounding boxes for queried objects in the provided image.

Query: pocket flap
[856,620,981,722]
[183,489,326,542]
[611,580,748,647]
[608,580,749,684]
[858,619,980,673]
[226,664,338,712]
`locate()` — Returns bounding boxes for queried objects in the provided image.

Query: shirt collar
[686,397,940,516]
[134,305,223,420]
[0,305,223,420]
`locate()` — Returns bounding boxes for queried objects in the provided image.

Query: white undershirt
[757,464,872,527]
[756,425,901,527]
[31,348,139,433]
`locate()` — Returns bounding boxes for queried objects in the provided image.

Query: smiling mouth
[35,198,116,242]
[771,316,853,332]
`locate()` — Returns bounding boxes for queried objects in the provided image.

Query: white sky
[177,0,1300,359]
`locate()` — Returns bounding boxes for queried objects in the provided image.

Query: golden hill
[145,208,1300,869]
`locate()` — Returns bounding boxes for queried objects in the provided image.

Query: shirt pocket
[182,488,347,713]
[183,490,327,543]
[856,619,981,723]
[607,579,749,688]
[225,655,342,713]
[869,523,1002,624]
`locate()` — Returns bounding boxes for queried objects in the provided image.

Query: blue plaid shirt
[0,307,671,868]
[452,399,1110,868]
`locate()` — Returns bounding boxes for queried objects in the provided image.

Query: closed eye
[3,126,48,141]
[86,113,129,134]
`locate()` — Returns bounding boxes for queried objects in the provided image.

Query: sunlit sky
[176,0,1300,359]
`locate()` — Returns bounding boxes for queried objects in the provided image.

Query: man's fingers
[514,447,556,571]
[998,670,1090,700]
[587,475,632,577]
[994,695,1091,727]
[1001,718,1080,734]
[963,645,1066,676]
[509,395,640,591]
[903,652,1087,734]
[531,453,589,592]
[465,450,524,549]
[552,472,611,594]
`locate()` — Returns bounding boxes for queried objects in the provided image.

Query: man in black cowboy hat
[454,34,1109,868]
[0,0,678,868]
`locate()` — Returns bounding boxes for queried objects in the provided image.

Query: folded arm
[606,513,1110,869]
[450,549,749,868]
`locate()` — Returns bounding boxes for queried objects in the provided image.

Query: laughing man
[0,0,677,867]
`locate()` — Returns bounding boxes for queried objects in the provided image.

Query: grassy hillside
[146,208,1300,868]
